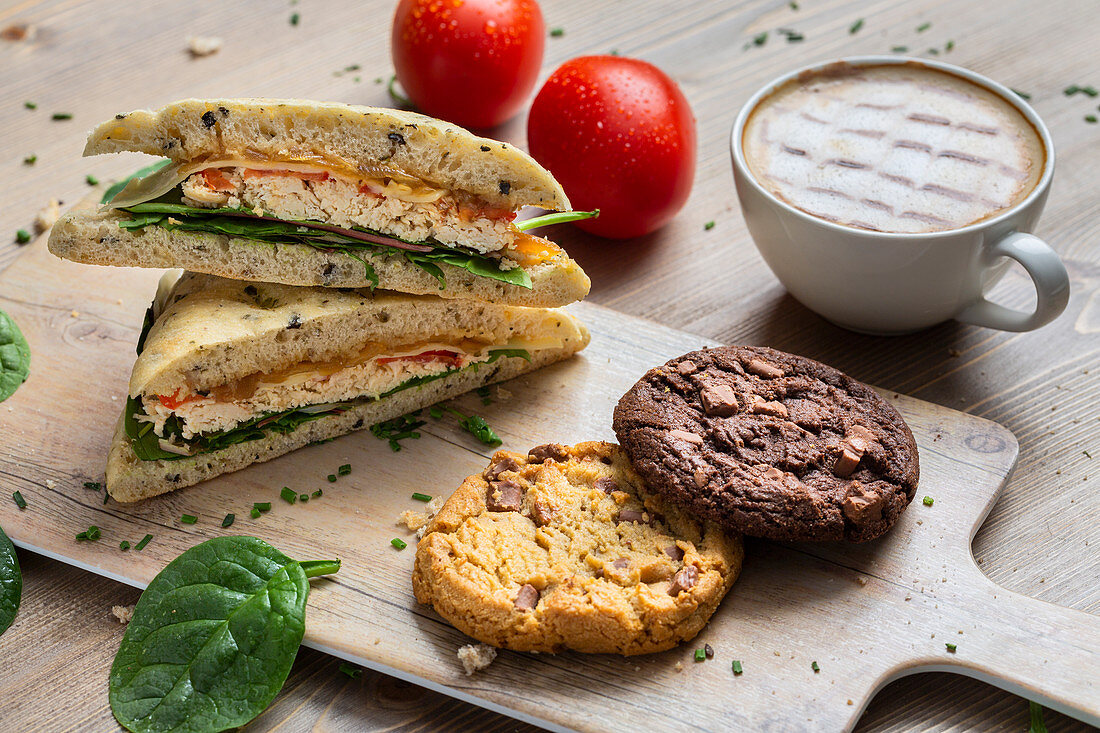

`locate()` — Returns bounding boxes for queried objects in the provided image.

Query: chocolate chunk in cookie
[412,441,743,655]
[612,346,919,542]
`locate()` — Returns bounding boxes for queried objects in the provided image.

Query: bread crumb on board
[187,36,223,57]
[35,198,60,233]
[112,605,135,624]
[399,496,444,539]
[457,643,497,676]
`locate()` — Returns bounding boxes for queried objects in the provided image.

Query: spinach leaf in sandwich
[110,178,532,289]
[125,349,530,461]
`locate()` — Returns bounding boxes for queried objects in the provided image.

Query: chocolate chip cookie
[612,346,919,542]
[412,441,742,655]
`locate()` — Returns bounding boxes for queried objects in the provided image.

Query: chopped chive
[1086,115,1098,124]
[103,490,110,505]
[849,19,864,34]
[12,491,26,510]
[704,220,716,230]
[15,229,31,244]
[289,12,300,25]
[429,405,444,419]
[338,463,351,476]
[23,154,36,165]
[609,48,620,55]
[339,662,363,678]
[916,22,931,32]
[945,643,957,653]
[312,489,323,498]
[812,660,820,672]
[391,537,408,550]
[327,474,337,482]
[253,502,272,512]
[83,481,101,491]
[1085,450,1093,458]
[24,101,36,109]
[135,534,153,551]
[76,525,101,541]
[945,39,955,52]
[250,507,261,519]
[892,45,909,53]
[1064,85,1081,96]
[784,32,804,42]
[753,31,768,46]
[923,496,934,506]
[1082,86,1099,98]
[412,492,432,502]
[120,540,131,550]
[51,112,72,120]
[180,514,198,524]
[476,386,492,405]
[1012,89,1032,100]
[221,513,235,528]
[732,660,743,674]
[1029,702,1047,733]
[927,47,940,55]
[281,487,297,504]
[789,1,799,8]
[694,648,706,662]
[299,493,309,502]
[85,174,99,186]
[549,27,564,37]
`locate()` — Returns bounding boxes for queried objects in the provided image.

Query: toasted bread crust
[84,99,569,210]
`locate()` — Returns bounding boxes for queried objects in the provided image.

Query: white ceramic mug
[730,56,1070,335]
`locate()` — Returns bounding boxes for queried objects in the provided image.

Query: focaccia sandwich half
[49,99,593,307]
[107,270,590,501]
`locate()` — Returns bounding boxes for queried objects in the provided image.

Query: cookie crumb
[111,604,135,624]
[457,643,497,675]
[674,661,683,672]
[399,495,444,538]
[45,479,56,489]
[187,36,223,57]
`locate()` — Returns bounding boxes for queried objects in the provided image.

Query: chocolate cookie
[412,442,742,655]
[612,346,919,542]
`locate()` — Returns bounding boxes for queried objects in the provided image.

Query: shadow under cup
[730,56,1069,335]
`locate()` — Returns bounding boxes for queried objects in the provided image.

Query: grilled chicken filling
[180,167,519,254]
[140,343,501,440]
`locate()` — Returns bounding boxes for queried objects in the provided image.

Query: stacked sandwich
[49,99,592,502]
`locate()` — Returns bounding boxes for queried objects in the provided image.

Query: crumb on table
[457,643,497,676]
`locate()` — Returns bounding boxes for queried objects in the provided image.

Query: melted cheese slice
[106,156,449,209]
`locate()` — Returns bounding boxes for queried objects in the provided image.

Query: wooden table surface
[0,0,1096,730]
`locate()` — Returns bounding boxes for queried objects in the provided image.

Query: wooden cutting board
[0,236,1097,731]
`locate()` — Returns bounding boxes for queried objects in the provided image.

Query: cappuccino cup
[731,56,1069,334]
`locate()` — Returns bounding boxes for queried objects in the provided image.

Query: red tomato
[527,56,697,238]
[391,0,545,129]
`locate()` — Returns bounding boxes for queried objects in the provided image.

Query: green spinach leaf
[0,308,31,403]
[109,536,339,733]
[0,525,20,637]
[101,159,173,205]
[115,190,530,289]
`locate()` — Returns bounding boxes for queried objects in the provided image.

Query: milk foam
[742,64,1045,233]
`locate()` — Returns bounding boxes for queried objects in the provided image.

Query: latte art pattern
[742,64,1045,233]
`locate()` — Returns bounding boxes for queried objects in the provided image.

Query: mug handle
[956,232,1070,332]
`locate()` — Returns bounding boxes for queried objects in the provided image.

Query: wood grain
[1,235,1098,730]
[0,0,1097,730]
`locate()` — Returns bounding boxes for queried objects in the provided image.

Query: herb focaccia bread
[49,98,592,307]
[107,271,590,501]
[413,441,742,655]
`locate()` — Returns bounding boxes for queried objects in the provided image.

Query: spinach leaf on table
[0,308,30,403]
[109,536,339,733]
[0,525,21,637]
